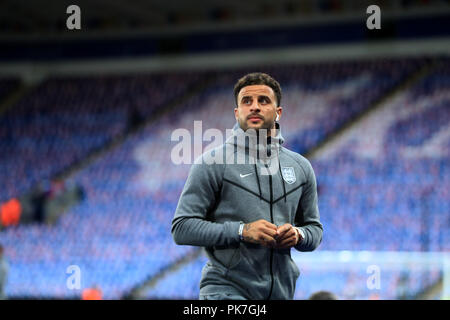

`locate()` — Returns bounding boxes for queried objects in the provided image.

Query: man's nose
[249,100,261,112]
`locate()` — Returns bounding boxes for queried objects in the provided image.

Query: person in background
[309,290,338,300]
[81,285,103,300]
[0,244,9,300]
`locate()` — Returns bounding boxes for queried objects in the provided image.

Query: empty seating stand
[1,57,446,300]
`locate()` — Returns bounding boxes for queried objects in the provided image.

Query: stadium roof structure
[1,0,449,38]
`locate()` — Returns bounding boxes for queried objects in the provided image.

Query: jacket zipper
[267,164,274,300]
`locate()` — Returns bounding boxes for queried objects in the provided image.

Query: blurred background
[0,0,449,300]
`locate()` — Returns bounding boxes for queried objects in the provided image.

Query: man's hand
[274,224,301,249]
[242,219,278,248]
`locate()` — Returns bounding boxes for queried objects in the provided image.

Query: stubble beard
[239,117,275,137]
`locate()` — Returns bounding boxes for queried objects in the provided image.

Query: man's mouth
[248,115,263,121]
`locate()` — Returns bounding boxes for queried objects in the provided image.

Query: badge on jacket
[281,167,296,184]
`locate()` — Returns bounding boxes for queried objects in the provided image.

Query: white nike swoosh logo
[240,173,253,178]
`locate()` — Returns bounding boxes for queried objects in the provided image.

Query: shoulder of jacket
[193,144,227,165]
[191,145,227,183]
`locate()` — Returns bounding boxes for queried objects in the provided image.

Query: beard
[238,115,274,133]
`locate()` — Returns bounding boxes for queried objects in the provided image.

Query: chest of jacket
[208,154,307,226]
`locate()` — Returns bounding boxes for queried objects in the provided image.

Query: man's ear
[234,107,239,121]
[276,106,283,121]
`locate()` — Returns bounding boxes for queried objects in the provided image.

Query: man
[172,72,323,300]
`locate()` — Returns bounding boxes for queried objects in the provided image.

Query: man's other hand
[274,224,301,249]
[242,219,278,248]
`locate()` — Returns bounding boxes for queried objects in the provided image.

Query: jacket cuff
[295,227,306,245]
[224,221,242,244]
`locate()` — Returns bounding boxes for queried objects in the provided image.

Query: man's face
[234,84,282,133]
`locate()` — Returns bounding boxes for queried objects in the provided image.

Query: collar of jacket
[225,121,284,161]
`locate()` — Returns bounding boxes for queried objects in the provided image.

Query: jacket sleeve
[171,159,241,247]
[294,159,323,252]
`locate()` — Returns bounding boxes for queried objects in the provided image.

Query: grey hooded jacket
[171,122,323,300]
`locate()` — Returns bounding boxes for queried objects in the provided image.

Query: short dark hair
[233,72,282,107]
[309,290,338,300]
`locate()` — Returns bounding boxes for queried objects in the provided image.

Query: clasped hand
[242,219,301,248]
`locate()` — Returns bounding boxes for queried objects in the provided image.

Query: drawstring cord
[278,155,287,202]
[254,163,262,200]
[254,148,286,203]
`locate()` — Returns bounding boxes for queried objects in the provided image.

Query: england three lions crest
[281,167,296,184]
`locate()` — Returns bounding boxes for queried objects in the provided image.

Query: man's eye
[259,97,269,104]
